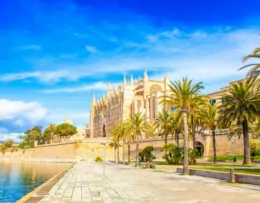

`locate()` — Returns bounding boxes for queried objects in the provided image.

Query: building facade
[90,71,170,137]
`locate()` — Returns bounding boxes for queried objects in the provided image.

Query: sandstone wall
[0,141,77,162]
[0,134,244,162]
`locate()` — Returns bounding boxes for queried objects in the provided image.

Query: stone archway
[195,141,204,157]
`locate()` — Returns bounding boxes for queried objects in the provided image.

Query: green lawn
[209,155,260,161]
[152,161,170,165]
[195,167,260,175]
[209,155,244,161]
[192,163,251,167]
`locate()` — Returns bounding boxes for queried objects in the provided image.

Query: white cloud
[43,82,109,93]
[46,111,90,129]
[20,44,42,50]
[0,133,23,143]
[1,27,259,87]
[0,99,47,126]
[85,45,98,53]
[0,70,79,83]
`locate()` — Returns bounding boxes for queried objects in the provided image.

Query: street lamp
[231,139,236,163]
[101,141,106,176]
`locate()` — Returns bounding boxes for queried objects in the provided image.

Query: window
[210,99,216,106]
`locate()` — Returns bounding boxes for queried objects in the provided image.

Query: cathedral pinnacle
[144,70,148,81]
[130,74,134,85]
[123,74,127,85]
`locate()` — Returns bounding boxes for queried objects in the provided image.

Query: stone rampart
[0,141,77,162]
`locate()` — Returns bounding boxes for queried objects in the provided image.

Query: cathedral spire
[123,74,127,85]
[130,74,134,85]
[144,70,148,81]
[107,83,111,96]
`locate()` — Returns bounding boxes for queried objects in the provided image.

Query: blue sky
[0,0,260,141]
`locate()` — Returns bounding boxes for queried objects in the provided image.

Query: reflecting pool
[0,161,71,203]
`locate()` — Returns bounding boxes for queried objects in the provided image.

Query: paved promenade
[39,161,260,203]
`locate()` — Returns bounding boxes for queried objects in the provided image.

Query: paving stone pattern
[40,161,260,203]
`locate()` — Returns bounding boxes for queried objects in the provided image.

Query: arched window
[150,84,162,95]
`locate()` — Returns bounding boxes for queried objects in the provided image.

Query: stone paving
[39,161,260,203]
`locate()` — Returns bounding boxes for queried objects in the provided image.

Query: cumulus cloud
[0,133,23,143]
[0,27,259,88]
[43,82,115,93]
[0,70,80,83]
[0,99,47,136]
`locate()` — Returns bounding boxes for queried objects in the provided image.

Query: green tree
[5,139,14,148]
[43,124,57,143]
[128,113,154,167]
[240,47,260,77]
[0,142,7,154]
[55,123,77,140]
[200,103,219,163]
[155,109,172,145]
[189,96,207,149]
[31,126,43,145]
[219,78,260,165]
[113,121,133,164]
[170,111,183,147]
[110,122,122,163]
[163,77,204,175]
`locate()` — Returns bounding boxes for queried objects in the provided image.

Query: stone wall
[0,141,77,162]
[177,168,260,185]
[121,134,244,162]
[0,134,244,162]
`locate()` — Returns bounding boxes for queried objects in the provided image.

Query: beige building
[90,71,170,138]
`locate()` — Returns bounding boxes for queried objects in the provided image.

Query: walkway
[39,161,260,203]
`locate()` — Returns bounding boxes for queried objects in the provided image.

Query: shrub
[95,156,103,162]
[250,139,260,156]
[138,146,156,162]
[189,148,200,164]
[162,144,200,165]
[162,144,183,165]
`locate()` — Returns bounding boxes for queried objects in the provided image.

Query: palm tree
[219,78,260,165]
[128,113,154,167]
[43,124,57,143]
[170,111,183,146]
[155,109,172,145]
[110,123,121,163]
[239,47,260,77]
[162,77,204,175]
[189,96,207,149]
[120,121,133,164]
[200,103,219,164]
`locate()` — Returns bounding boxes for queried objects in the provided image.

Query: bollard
[230,168,235,183]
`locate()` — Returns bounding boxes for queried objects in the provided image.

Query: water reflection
[0,161,71,203]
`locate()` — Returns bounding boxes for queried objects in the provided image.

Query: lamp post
[231,139,236,163]
[101,141,106,176]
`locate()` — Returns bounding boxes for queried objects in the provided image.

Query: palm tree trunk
[212,129,217,164]
[182,111,189,175]
[164,133,168,154]
[176,132,180,147]
[192,124,196,149]
[117,147,120,163]
[128,141,131,164]
[122,140,125,164]
[242,118,251,165]
[114,147,116,163]
[165,134,168,145]
[135,134,139,167]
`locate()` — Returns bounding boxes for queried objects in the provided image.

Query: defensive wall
[0,133,244,162]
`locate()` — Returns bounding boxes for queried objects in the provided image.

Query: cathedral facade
[90,71,170,138]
